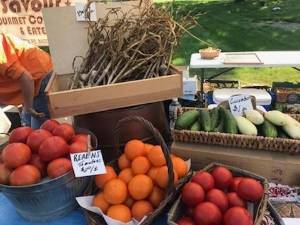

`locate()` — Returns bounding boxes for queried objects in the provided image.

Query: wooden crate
[45,68,182,118]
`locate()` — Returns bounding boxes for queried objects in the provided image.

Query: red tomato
[193,202,222,225]
[47,158,72,178]
[237,178,264,202]
[41,119,60,133]
[229,177,243,192]
[9,165,41,186]
[211,166,233,190]
[192,171,215,192]
[177,217,195,225]
[0,163,11,185]
[9,127,33,143]
[71,134,88,144]
[2,143,31,169]
[227,192,246,208]
[206,189,228,213]
[69,141,88,154]
[182,182,205,207]
[26,129,52,153]
[39,136,69,162]
[53,123,75,142]
[224,207,253,225]
[29,154,47,177]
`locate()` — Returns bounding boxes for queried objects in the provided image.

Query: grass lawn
[158,0,300,86]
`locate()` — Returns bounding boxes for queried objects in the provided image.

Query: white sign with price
[229,95,253,116]
[71,150,106,177]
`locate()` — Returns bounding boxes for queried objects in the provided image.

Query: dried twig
[70,0,194,89]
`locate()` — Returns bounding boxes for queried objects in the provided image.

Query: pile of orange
[92,139,188,223]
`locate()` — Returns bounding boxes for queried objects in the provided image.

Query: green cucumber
[175,110,199,130]
[190,121,200,131]
[258,120,278,138]
[199,110,212,132]
[210,107,220,130]
[220,107,238,134]
[277,127,290,139]
[213,119,224,133]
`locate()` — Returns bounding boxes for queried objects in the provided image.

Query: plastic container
[212,88,272,109]
[169,98,181,129]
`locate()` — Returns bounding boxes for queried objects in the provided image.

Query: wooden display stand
[171,142,300,186]
[43,2,183,118]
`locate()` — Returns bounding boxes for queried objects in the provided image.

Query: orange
[155,166,178,189]
[172,157,188,178]
[107,204,131,223]
[103,178,127,204]
[92,192,110,213]
[95,166,117,188]
[147,167,159,181]
[128,175,153,200]
[144,143,154,154]
[118,168,134,184]
[131,156,151,175]
[148,186,165,208]
[118,154,131,170]
[124,196,135,208]
[131,200,154,221]
[147,145,166,167]
[124,139,145,160]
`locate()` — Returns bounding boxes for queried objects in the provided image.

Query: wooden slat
[47,73,183,118]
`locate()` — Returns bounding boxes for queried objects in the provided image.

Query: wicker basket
[83,116,193,225]
[167,163,269,225]
[173,107,300,154]
[199,48,221,59]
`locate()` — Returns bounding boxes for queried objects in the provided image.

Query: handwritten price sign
[75,2,97,22]
[229,95,253,116]
[71,150,106,177]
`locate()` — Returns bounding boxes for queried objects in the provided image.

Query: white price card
[75,2,97,22]
[70,150,106,177]
[229,95,253,116]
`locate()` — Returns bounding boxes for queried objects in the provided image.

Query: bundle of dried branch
[70,1,194,89]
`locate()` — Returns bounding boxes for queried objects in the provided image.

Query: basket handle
[114,116,176,195]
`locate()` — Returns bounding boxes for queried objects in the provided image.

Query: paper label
[183,78,197,95]
[75,2,97,22]
[229,95,253,116]
[70,150,106,177]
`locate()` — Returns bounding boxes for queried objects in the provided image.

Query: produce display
[175,107,300,139]
[70,3,193,89]
[176,166,264,225]
[0,120,89,186]
[91,139,188,223]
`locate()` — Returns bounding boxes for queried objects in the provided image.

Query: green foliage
[158,0,300,85]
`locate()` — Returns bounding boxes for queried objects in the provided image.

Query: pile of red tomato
[177,166,264,225]
[0,120,89,186]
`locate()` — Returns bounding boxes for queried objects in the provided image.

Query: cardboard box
[43,2,183,118]
[171,142,300,186]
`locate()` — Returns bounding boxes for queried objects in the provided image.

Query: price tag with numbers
[229,95,253,116]
[71,150,106,177]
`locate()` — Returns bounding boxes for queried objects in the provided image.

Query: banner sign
[0,0,77,46]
